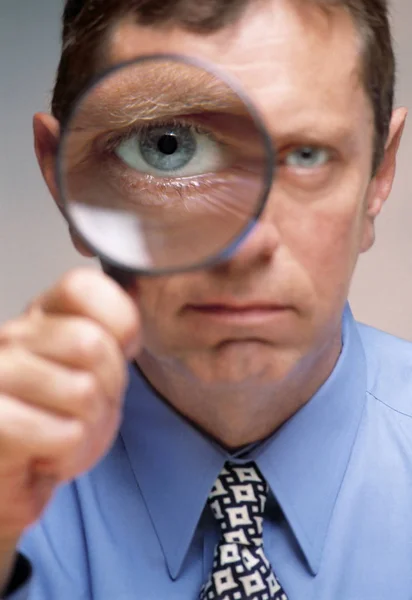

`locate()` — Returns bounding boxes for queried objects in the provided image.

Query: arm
[0,268,139,598]
[1,539,31,600]
[1,552,31,600]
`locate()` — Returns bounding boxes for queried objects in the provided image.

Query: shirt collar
[120,366,227,580]
[120,303,366,579]
[253,304,367,574]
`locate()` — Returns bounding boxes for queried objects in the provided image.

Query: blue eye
[139,126,196,172]
[285,147,330,169]
[114,123,228,177]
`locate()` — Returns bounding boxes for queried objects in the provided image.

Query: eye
[284,147,331,169]
[113,123,229,177]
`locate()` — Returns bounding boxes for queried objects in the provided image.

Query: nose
[212,215,280,275]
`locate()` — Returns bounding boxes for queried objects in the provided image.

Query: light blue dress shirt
[6,304,412,599]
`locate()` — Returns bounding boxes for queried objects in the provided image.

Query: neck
[136,333,342,449]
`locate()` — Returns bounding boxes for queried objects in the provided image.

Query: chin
[186,340,297,387]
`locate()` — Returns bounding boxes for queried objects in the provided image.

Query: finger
[0,393,117,484]
[0,394,84,471]
[5,314,128,404]
[0,346,113,422]
[37,268,140,359]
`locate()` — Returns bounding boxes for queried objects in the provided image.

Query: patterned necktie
[200,462,288,600]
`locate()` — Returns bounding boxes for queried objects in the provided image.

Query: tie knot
[208,462,268,546]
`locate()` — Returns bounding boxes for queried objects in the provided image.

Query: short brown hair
[52,0,395,173]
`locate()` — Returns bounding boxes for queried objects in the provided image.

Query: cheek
[278,186,366,309]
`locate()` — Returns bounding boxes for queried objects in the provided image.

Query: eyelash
[99,118,218,157]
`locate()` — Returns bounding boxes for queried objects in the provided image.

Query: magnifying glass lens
[58,56,273,274]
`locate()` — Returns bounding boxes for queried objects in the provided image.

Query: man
[0,0,409,597]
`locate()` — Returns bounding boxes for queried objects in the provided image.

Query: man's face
[52,0,399,387]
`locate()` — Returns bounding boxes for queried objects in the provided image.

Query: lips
[184,303,291,324]
[187,306,286,313]
[182,298,292,332]
[186,301,288,312]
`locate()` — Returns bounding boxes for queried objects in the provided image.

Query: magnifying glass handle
[101,261,136,289]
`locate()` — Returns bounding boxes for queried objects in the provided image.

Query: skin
[0,0,407,588]
[35,0,406,448]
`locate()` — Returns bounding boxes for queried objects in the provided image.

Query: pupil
[158,134,178,156]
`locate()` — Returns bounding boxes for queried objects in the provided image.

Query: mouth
[186,297,289,310]
[184,301,291,324]
[187,304,287,312]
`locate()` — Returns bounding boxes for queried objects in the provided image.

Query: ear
[360,107,408,253]
[33,113,95,258]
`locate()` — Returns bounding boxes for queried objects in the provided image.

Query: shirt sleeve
[3,482,91,600]
[2,554,31,600]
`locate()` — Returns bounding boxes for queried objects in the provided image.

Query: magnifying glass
[57,54,275,285]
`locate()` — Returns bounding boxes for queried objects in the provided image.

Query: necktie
[200,462,288,600]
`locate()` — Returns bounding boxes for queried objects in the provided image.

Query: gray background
[1,0,412,337]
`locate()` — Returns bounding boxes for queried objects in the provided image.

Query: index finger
[36,268,140,358]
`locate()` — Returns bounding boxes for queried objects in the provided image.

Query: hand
[0,268,140,543]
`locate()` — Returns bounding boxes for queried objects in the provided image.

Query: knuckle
[75,322,108,365]
[72,373,101,413]
[59,268,102,308]
[0,318,29,346]
[55,422,94,479]
[59,269,89,302]
[59,420,85,452]
[45,422,86,476]
[0,345,25,381]
[0,401,32,455]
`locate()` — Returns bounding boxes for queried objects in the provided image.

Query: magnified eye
[285,147,330,169]
[114,123,229,177]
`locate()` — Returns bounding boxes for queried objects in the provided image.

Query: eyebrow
[70,64,252,130]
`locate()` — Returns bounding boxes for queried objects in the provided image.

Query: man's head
[34,0,406,439]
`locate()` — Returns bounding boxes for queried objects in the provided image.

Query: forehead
[103,0,372,136]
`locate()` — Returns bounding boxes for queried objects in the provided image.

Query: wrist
[0,539,19,595]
